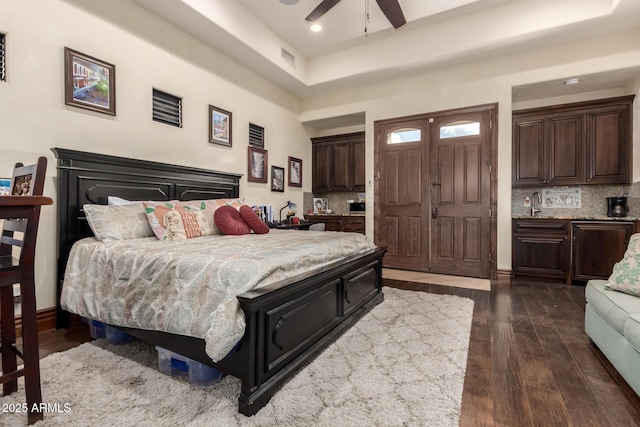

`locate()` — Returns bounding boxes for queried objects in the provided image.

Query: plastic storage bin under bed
[155,346,225,386]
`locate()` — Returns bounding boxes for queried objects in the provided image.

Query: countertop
[513,215,640,221]
[305,213,365,217]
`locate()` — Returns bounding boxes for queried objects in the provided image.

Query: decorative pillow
[606,233,640,297]
[238,205,269,234]
[214,206,251,235]
[162,209,210,240]
[143,198,243,240]
[84,203,154,241]
[239,205,269,234]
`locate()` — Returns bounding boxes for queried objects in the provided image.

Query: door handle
[431,208,438,219]
[431,182,441,187]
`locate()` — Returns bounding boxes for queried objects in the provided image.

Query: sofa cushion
[586,280,640,335]
[625,314,640,354]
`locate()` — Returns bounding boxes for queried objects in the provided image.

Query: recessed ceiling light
[310,23,322,32]
[279,0,299,5]
[565,78,580,86]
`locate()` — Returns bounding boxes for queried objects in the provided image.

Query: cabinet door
[351,138,366,192]
[512,117,545,185]
[312,143,333,192]
[332,141,352,191]
[573,221,634,281]
[344,217,365,234]
[547,112,583,185]
[512,219,570,279]
[585,105,631,184]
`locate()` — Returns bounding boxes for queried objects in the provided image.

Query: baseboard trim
[14,307,57,337]
[496,269,513,283]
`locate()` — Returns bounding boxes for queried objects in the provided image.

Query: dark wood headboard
[51,148,242,328]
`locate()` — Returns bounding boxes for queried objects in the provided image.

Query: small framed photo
[64,47,116,115]
[209,105,232,147]
[248,146,268,183]
[271,166,285,192]
[288,156,302,187]
[0,178,10,196]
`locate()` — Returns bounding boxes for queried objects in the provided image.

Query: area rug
[383,268,491,291]
[0,288,474,427]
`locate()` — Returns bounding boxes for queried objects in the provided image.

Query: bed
[52,147,386,416]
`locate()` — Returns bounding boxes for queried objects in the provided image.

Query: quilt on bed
[61,230,376,361]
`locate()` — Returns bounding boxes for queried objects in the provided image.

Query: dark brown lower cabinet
[513,218,637,283]
[572,221,635,281]
[512,219,571,283]
[305,215,365,234]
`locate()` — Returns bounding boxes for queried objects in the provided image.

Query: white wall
[0,0,312,310]
[301,27,640,273]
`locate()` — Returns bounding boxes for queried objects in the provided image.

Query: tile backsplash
[512,183,640,218]
[303,191,362,215]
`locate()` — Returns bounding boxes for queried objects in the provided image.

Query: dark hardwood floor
[31,277,640,426]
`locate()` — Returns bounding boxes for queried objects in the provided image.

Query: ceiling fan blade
[375,0,406,29]
[305,0,342,22]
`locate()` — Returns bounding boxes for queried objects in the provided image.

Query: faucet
[531,192,542,216]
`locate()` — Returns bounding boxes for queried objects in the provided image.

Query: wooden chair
[0,157,50,424]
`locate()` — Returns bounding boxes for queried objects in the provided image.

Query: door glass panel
[388,128,421,144]
[440,121,480,139]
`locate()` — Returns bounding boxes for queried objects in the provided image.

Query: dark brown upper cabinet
[312,132,365,193]
[512,96,633,186]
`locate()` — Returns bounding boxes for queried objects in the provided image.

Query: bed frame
[51,148,386,416]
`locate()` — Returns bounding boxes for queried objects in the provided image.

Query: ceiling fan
[305,0,407,30]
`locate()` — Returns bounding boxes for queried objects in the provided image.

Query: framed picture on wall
[209,105,232,147]
[271,166,285,192]
[64,47,116,115]
[288,156,302,187]
[248,146,268,183]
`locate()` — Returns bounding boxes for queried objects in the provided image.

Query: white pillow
[108,196,134,206]
[84,203,154,241]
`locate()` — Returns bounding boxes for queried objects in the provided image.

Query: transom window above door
[440,121,480,139]
[388,128,421,144]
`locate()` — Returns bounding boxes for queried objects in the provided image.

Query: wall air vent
[0,33,6,82]
[281,47,296,68]
[249,123,265,147]
[152,88,182,128]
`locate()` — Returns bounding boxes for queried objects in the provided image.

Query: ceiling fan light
[310,23,322,32]
[279,0,299,5]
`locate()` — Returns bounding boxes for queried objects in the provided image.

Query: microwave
[349,201,365,213]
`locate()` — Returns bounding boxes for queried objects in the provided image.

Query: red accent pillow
[239,205,270,234]
[214,206,251,235]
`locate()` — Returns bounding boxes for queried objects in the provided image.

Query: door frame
[374,103,498,280]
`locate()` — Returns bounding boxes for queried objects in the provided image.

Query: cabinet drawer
[513,219,570,235]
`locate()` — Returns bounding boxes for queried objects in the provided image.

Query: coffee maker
[607,196,629,217]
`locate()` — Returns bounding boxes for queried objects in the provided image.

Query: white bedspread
[61,230,376,361]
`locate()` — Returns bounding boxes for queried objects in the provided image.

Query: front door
[375,105,494,278]
[429,110,492,278]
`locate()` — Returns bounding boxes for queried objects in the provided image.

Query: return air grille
[152,88,182,128]
[249,123,264,147]
[0,33,6,82]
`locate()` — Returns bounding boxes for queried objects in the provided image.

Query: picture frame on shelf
[248,146,268,183]
[0,178,10,196]
[288,156,302,187]
[208,105,232,147]
[64,47,116,115]
[271,166,285,192]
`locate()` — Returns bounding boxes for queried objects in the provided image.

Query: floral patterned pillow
[606,233,640,297]
[84,203,154,241]
[143,198,243,240]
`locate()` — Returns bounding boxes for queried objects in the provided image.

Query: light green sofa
[585,280,640,396]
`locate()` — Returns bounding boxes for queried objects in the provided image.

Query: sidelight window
[440,121,480,139]
[388,128,421,144]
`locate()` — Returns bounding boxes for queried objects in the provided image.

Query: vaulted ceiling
[132,0,640,98]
